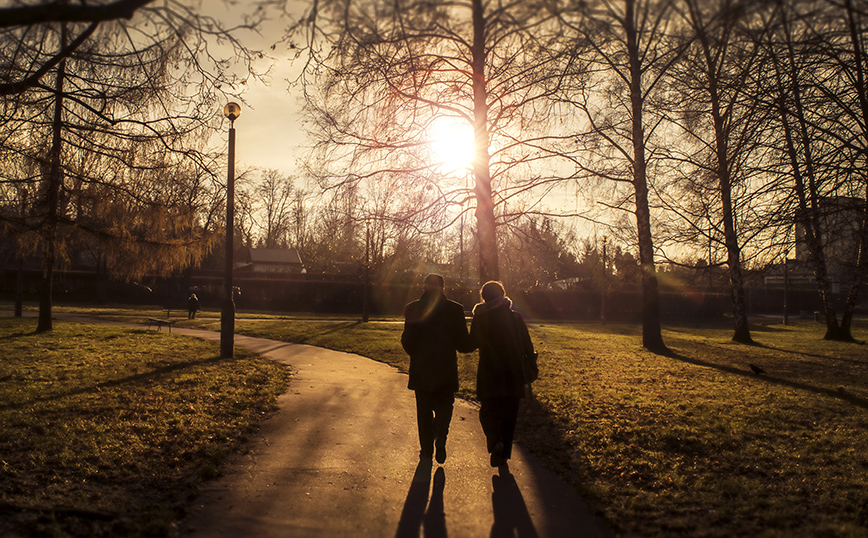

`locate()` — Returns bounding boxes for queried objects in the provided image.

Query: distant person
[467,281,537,467]
[401,273,471,464]
[188,293,199,319]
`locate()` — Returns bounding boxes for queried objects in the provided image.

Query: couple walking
[401,274,538,467]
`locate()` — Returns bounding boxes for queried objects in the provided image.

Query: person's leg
[480,398,509,466]
[478,398,499,453]
[499,397,521,460]
[431,390,454,463]
[415,391,435,458]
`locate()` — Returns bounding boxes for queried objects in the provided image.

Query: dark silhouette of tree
[757,0,868,341]
[255,169,295,248]
[664,0,773,344]
[836,0,868,338]
[557,0,690,353]
[499,216,581,291]
[288,0,568,284]
[1,2,267,331]
[0,0,154,95]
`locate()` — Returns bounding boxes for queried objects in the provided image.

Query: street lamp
[601,235,608,325]
[220,102,240,358]
[363,217,371,322]
[783,250,789,326]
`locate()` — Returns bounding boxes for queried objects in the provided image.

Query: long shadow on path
[490,465,538,538]
[395,460,448,538]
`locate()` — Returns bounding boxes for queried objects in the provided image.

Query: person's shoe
[435,443,447,464]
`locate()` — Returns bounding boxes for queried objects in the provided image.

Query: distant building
[794,196,865,293]
[235,247,304,274]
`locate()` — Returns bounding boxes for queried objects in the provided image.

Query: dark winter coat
[468,297,536,399]
[401,291,471,393]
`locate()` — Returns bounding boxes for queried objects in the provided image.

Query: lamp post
[363,217,370,323]
[220,102,240,358]
[783,251,789,326]
[601,235,608,325]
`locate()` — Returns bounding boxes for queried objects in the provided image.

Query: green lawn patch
[0,318,289,537]
[232,316,868,537]
[233,319,480,399]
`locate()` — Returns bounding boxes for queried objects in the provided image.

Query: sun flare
[429,117,474,174]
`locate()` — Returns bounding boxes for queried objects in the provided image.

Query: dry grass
[0,318,288,537]
[233,316,868,537]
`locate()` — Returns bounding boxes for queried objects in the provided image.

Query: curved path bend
[58,314,613,538]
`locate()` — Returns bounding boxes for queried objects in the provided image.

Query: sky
[206,0,596,240]
[208,1,308,178]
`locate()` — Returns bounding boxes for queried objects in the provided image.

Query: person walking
[401,274,471,464]
[467,281,537,467]
[187,293,200,320]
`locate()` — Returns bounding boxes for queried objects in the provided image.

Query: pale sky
[208,0,600,241]
[208,1,308,178]
[232,57,307,177]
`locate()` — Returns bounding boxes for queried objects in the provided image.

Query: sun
[429,116,474,175]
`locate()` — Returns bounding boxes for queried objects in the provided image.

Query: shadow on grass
[0,354,228,411]
[663,349,868,410]
[241,320,362,345]
[754,342,868,366]
[0,331,34,340]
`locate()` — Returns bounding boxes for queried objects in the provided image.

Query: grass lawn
[229,315,868,538]
[0,317,288,537]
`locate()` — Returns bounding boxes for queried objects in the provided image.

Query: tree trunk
[839,0,868,340]
[840,210,867,340]
[626,0,666,353]
[37,33,66,333]
[471,0,499,283]
[14,255,24,318]
[773,17,844,340]
[710,93,753,344]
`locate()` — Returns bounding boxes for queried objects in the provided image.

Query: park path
[54,314,613,538]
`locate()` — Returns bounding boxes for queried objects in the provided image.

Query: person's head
[424,273,445,295]
[480,281,505,303]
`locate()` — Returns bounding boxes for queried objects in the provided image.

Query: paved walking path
[53,313,614,537]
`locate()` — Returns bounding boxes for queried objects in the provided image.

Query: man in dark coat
[401,273,470,463]
[468,281,536,467]
[187,293,200,320]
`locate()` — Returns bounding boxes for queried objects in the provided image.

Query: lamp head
[224,102,241,122]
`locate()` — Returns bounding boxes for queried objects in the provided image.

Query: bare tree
[288,0,569,284]
[663,0,775,344]
[757,0,868,341]
[1,2,268,331]
[255,169,295,248]
[0,0,154,95]
[557,0,691,352]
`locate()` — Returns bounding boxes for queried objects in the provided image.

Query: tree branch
[0,0,153,28]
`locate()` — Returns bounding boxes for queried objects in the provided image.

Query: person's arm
[515,312,538,378]
[454,303,476,353]
[401,304,418,355]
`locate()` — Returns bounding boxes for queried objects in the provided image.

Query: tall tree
[558,0,689,352]
[666,0,771,344]
[289,0,567,284]
[1,1,266,330]
[256,169,295,248]
[757,0,868,340]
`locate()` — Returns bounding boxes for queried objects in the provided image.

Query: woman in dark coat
[468,281,536,467]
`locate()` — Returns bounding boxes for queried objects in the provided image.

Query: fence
[3,268,856,322]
